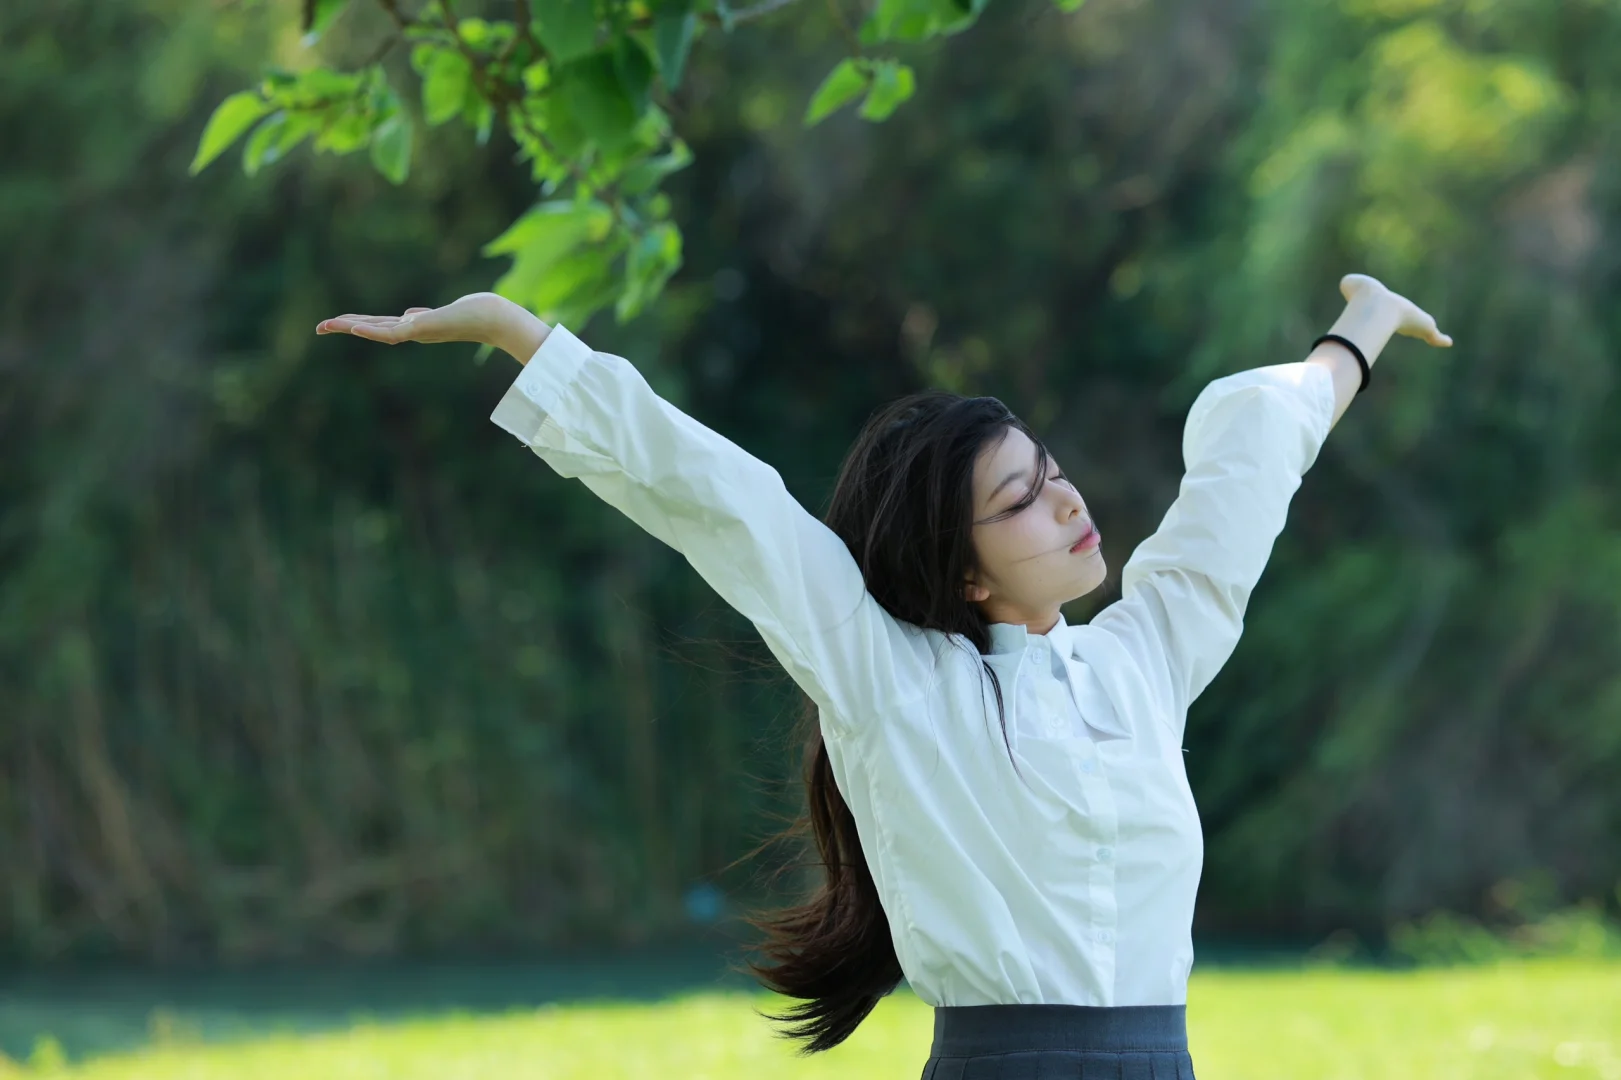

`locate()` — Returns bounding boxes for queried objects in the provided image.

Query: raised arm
[317,293,931,729]
[1090,274,1451,731]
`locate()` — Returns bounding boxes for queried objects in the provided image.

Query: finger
[403,307,432,315]
[1418,313,1452,348]
[318,315,386,332]
[316,317,374,336]
[347,323,404,344]
[325,313,414,332]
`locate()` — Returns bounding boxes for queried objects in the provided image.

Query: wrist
[1326,293,1401,368]
[493,304,552,365]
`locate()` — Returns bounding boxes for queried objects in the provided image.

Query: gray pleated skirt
[920,1004,1196,1079]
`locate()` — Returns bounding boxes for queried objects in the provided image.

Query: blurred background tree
[2,0,1619,965]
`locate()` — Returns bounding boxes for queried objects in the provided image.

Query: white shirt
[491,325,1338,1008]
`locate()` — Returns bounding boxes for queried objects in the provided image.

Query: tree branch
[506,0,542,61]
[824,0,862,54]
[374,0,416,30]
[362,32,404,67]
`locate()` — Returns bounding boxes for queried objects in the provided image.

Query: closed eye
[1007,473,1071,513]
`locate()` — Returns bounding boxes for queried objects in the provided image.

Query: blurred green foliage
[3,0,1621,963]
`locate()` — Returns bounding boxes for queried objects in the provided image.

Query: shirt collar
[986,613,1071,655]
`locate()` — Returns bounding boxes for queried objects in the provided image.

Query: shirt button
[1097,846,1113,862]
[1079,760,1096,775]
[1097,930,1113,945]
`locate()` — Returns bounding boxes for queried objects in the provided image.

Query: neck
[979,604,1062,636]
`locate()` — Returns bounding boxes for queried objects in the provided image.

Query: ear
[962,574,991,604]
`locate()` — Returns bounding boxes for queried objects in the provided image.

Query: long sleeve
[489,325,931,729]
[1089,361,1337,732]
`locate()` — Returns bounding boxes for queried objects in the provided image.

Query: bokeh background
[2,0,1619,1075]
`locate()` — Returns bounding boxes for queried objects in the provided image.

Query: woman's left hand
[1339,273,1453,349]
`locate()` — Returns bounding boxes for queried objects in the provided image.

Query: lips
[1070,522,1100,553]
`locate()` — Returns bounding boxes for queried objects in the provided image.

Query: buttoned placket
[1026,637,1072,737]
[1021,633,1123,995]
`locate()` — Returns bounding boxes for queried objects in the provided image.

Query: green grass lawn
[3,960,1616,1079]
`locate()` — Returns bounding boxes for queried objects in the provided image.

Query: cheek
[976,518,1046,578]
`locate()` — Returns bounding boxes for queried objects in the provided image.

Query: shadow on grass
[0,939,755,1065]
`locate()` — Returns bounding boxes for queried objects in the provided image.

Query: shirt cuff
[489,324,594,444]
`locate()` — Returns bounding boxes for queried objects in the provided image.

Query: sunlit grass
[6,960,1617,1079]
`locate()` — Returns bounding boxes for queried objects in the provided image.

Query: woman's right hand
[316,291,551,362]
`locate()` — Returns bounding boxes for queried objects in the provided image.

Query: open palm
[315,292,511,346]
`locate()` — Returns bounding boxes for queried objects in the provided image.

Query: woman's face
[965,426,1106,627]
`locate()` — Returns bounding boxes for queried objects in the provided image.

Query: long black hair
[746,390,1052,1053]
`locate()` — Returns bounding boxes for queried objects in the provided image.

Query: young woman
[317,273,1451,1077]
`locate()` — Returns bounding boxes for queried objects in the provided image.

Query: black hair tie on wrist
[1311,333,1370,394]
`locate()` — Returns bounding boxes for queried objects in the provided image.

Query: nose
[1058,491,1086,522]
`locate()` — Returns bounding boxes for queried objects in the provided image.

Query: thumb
[404,307,432,315]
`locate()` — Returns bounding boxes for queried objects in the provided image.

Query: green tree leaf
[860,0,980,44]
[421,48,474,127]
[190,91,270,175]
[458,17,493,50]
[619,141,694,195]
[555,50,642,149]
[257,70,299,101]
[242,112,287,175]
[532,92,591,159]
[485,201,615,309]
[369,113,413,184]
[241,111,321,175]
[859,60,916,121]
[519,242,625,325]
[313,107,374,153]
[616,222,683,321]
[532,0,599,64]
[652,11,698,91]
[466,96,496,146]
[291,66,364,102]
[805,59,872,126]
[613,37,655,117]
[302,0,349,41]
[521,60,552,93]
[1052,0,1086,11]
[484,200,612,260]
